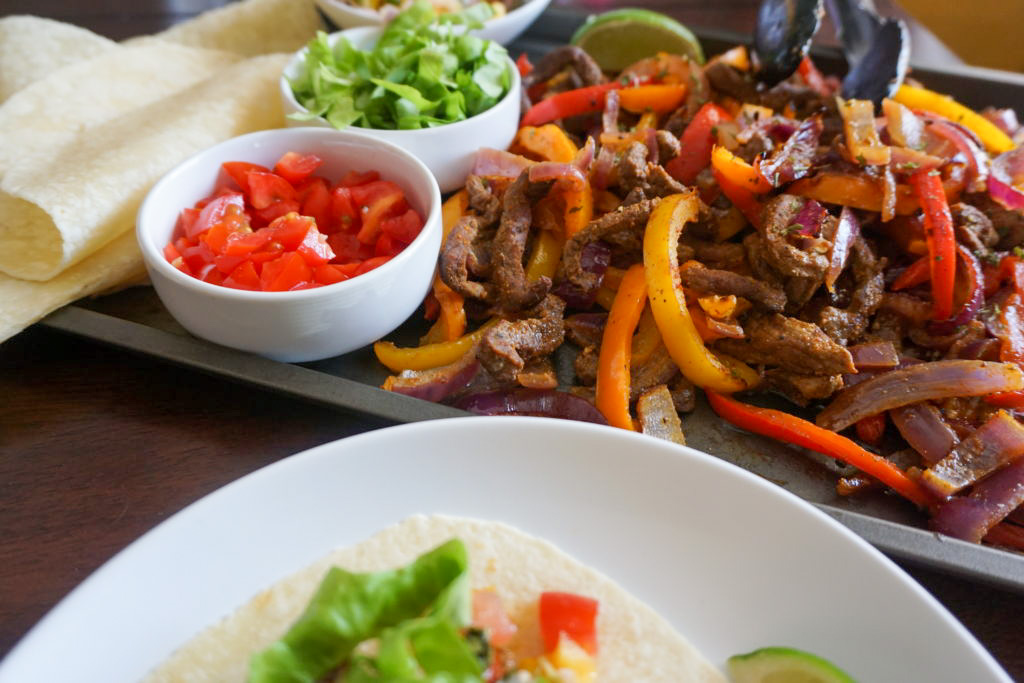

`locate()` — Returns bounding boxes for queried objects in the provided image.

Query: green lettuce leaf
[248,539,471,683]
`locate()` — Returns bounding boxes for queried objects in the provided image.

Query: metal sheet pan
[39,9,1024,592]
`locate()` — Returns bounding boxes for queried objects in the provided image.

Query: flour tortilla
[151,0,325,56]
[0,52,288,284]
[143,514,727,683]
[0,16,115,104]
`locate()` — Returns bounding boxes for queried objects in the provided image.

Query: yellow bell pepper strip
[909,169,956,321]
[596,263,648,430]
[665,102,732,184]
[838,98,890,165]
[525,229,563,282]
[635,110,659,132]
[894,83,1014,155]
[374,319,497,373]
[706,390,934,508]
[422,190,470,343]
[630,307,661,366]
[642,192,759,392]
[618,84,688,114]
[717,45,750,71]
[511,124,578,163]
[521,82,623,127]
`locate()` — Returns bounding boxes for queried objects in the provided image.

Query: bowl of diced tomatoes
[136,127,442,362]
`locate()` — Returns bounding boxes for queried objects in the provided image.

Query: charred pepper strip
[706,390,933,507]
[596,263,648,430]
[909,169,956,321]
[642,192,759,392]
[520,82,623,127]
[894,84,1014,155]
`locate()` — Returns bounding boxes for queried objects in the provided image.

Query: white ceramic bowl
[280,26,521,193]
[313,0,552,45]
[136,127,442,363]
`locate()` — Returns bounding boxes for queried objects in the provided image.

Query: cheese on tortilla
[0,52,288,283]
[0,16,116,104]
[142,514,727,683]
[151,0,325,56]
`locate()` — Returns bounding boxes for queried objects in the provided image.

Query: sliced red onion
[758,116,823,187]
[644,127,660,165]
[959,337,1002,361]
[824,206,859,292]
[883,98,924,149]
[551,241,611,309]
[932,450,1024,543]
[384,353,479,403]
[454,388,609,424]
[928,244,985,336]
[591,145,616,190]
[981,107,1021,136]
[472,148,534,178]
[766,120,798,141]
[529,162,587,188]
[920,411,1024,498]
[573,136,595,174]
[988,146,1024,211]
[564,312,607,348]
[788,198,827,237]
[927,119,989,193]
[890,402,959,464]
[602,89,620,135]
[848,340,898,370]
[816,360,1024,431]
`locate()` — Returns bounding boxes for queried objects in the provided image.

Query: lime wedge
[570,8,705,72]
[727,647,857,683]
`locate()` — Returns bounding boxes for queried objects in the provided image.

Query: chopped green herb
[856,154,867,165]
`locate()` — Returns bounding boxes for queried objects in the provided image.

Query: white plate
[0,417,1010,682]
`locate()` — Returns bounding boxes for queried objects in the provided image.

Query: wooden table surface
[2,1,1023,680]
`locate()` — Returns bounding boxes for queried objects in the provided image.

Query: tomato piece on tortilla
[274,152,323,185]
[472,589,518,647]
[247,171,298,210]
[222,161,269,194]
[539,592,598,655]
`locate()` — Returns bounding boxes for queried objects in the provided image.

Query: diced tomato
[269,214,317,250]
[222,161,269,194]
[187,192,245,240]
[516,53,534,77]
[296,226,336,266]
[538,592,598,656]
[334,262,363,278]
[249,240,285,265]
[222,261,261,290]
[299,177,332,232]
[201,266,225,286]
[163,242,182,264]
[330,186,361,233]
[472,589,517,647]
[374,233,396,257]
[313,264,349,286]
[327,232,374,263]
[352,181,408,244]
[213,252,247,275]
[181,242,216,272]
[254,200,300,226]
[355,255,391,275]
[178,208,200,238]
[274,152,323,185]
[260,252,313,291]
[247,171,298,210]
[336,169,380,187]
[380,208,423,244]
[224,227,274,256]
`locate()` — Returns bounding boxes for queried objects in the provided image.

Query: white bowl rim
[136,127,442,302]
[280,26,522,137]
[315,0,547,26]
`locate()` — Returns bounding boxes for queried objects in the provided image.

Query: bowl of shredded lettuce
[281,1,520,192]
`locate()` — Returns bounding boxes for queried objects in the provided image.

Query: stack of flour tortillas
[0,0,326,342]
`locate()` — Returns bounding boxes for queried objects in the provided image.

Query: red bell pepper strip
[986,390,1024,409]
[711,165,764,228]
[890,255,931,291]
[797,56,831,97]
[515,53,533,77]
[908,169,956,320]
[521,82,623,127]
[665,102,732,185]
[706,390,934,507]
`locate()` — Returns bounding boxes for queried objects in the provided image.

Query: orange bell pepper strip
[511,124,578,163]
[706,390,934,508]
[788,173,919,215]
[642,192,759,392]
[711,145,772,193]
[423,190,469,343]
[596,263,648,430]
[562,181,593,240]
[909,169,956,321]
[618,84,688,114]
[374,319,498,373]
[665,102,732,184]
[894,84,1014,154]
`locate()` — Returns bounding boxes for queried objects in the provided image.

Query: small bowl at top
[280,26,521,193]
[136,127,442,363]
[313,0,552,45]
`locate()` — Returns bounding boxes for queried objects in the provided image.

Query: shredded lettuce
[289,0,510,130]
[248,539,478,683]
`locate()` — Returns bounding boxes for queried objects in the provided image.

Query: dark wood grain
[0,1,1020,680]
